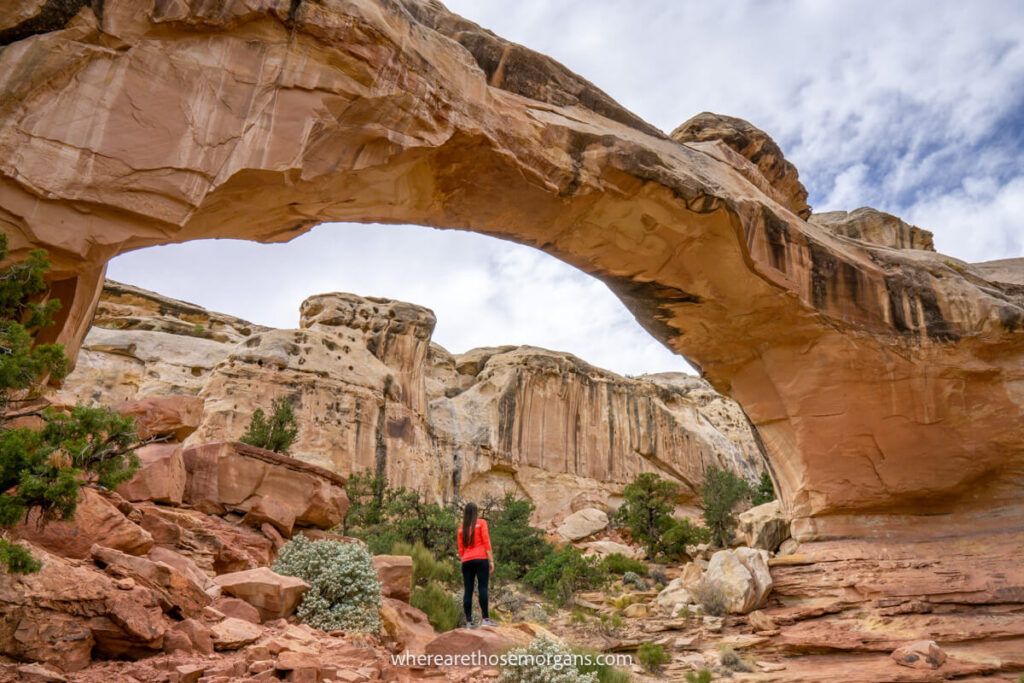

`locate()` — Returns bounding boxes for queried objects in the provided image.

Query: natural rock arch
[1,0,1022,540]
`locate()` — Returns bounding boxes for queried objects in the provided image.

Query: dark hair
[462,502,478,547]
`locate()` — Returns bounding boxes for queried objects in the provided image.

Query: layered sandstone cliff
[60,281,767,522]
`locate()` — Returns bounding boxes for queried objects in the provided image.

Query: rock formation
[59,281,768,523]
[2,0,1024,674]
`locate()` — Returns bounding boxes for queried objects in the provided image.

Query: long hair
[462,502,478,547]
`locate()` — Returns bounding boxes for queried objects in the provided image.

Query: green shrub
[685,670,713,683]
[719,647,752,672]
[391,540,458,587]
[691,580,727,617]
[241,397,299,454]
[701,465,752,547]
[751,471,775,506]
[341,470,458,557]
[621,571,646,591]
[572,647,631,683]
[523,547,607,606]
[0,234,140,573]
[411,580,461,632]
[650,568,668,587]
[483,493,552,581]
[600,553,647,576]
[613,473,677,558]
[499,637,597,683]
[636,643,669,673]
[662,517,711,559]
[273,534,381,631]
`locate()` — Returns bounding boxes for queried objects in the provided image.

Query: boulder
[380,597,436,654]
[656,578,693,611]
[182,442,348,528]
[373,555,413,602]
[704,548,772,614]
[113,395,204,441]
[213,596,262,624]
[555,508,608,541]
[891,640,947,669]
[91,545,211,618]
[748,610,777,632]
[14,663,67,682]
[736,500,789,551]
[579,540,644,560]
[12,487,153,559]
[214,567,309,621]
[173,618,215,655]
[210,617,262,650]
[424,625,531,658]
[147,546,214,592]
[242,496,296,538]
[116,443,187,505]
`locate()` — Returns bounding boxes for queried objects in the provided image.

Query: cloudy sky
[109,0,1024,376]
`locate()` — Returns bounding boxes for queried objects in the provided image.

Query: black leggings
[461,559,489,622]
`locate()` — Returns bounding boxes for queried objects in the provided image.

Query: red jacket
[457,519,491,562]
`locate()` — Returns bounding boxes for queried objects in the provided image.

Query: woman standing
[457,502,495,628]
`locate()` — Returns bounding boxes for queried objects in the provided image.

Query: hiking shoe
[481,618,497,627]
[466,620,480,629]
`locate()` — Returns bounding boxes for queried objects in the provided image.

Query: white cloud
[109,1,1023,375]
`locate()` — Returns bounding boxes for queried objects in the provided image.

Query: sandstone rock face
[62,284,768,524]
[704,548,773,614]
[214,568,309,621]
[580,541,643,560]
[116,443,187,505]
[380,597,436,654]
[12,487,153,559]
[737,500,790,552]
[891,640,947,669]
[182,442,348,530]
[372,555,413,603]
[112,395,205,441]
[671,112,812,219]
[555,508,609,541]
[811,208,935,251]
[424,625,531,658]
[91,545,211,619]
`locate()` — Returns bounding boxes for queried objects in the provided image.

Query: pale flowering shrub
[272,534,382,632]
[499,637,598,683]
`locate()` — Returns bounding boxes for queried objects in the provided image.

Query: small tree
[240,397,299,454]
[701,465,752,547]
[662,517,711,558]
[614,472,678,558]
[0,235,139,573]
[482,493,552,581]
[752,471,775,506]
[342,468,387,535]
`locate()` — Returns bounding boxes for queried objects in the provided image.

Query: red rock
[891,640,947,669]
[210,617,262,650]
[12,487,153,559]
[116,443,187,504]
[261,522,287,551]
[173,618,215,655]
[182,442,348,528]
[113,395,204,441]
[134,503,273,574]
[213,596,262,624]
[424,625,531,658]
[162,628,193,653]
[373,555,413,603]
[14,662,67,682]
[243,496,296,537]
[173,663,207,683]
[106,588,168,643]
[214,567,309,621]
[148,545,214,592]
[380,597,436,654]
[87,615,164,659]
[92,544,211,618]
